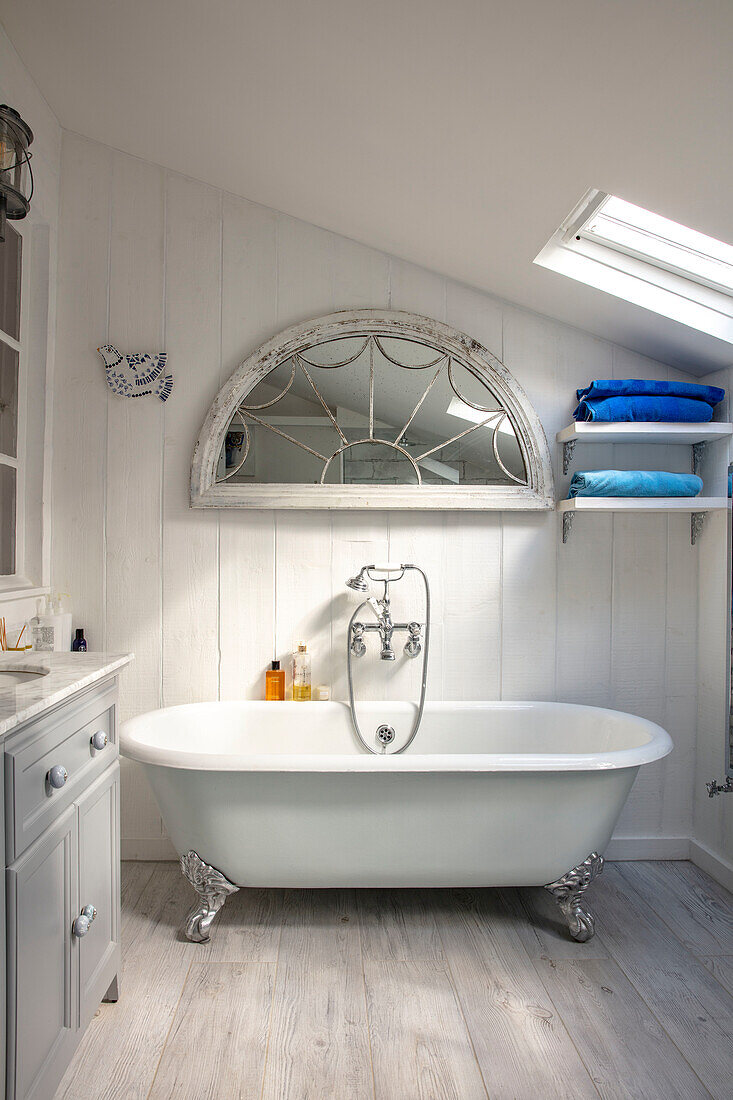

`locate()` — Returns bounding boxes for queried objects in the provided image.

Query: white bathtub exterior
[121,700,672,888]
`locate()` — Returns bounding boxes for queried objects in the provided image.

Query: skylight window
[534,190,733,343]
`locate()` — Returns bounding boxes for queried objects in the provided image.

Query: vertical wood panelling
[331,512,390,702]
[555,338,615,707]
[162,174,222,705]
[52,134,112,649]
[273,216,340,694]
[219,196,278,700]
[444,285,505,701]
[612,513,668,836]
[500,309,561,700]
[105,151,166,842]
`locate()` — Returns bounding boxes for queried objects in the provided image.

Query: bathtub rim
[120,699,673,773]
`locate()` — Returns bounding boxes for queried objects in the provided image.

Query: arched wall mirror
[191,310,554,509]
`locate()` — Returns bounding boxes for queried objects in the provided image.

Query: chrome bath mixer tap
[346,565,424,662]
[344,563,430,754]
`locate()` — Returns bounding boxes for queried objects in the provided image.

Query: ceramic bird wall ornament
[97,344,174,402]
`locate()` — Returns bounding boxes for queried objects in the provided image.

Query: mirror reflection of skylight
[534,189,733,343]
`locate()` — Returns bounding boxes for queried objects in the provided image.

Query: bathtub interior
[122,698,668,767]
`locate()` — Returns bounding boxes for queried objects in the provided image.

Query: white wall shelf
[556,422,733,474]
[558,495,728,545]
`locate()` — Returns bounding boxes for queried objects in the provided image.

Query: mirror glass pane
[0,464,16,574]
[0,224,21,342]
[0,340,19,457]
[216,334,527,487]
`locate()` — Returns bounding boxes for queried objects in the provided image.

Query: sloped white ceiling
[2,0,732,373]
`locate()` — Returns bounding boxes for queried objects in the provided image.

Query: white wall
[694,367,733,887]
[0,24,60,630]
[52,131,703,860]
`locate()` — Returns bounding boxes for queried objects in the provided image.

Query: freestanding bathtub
[121,699,672,942]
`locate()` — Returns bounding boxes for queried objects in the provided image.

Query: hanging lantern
[0,105,33,243]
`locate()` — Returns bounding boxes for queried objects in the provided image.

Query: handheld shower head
[346,567,369,593]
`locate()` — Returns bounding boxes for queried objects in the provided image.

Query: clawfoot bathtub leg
[544,852,605,942]
[180,850,239,943]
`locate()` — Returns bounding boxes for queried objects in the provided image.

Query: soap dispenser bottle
[292,642,312,701]
[265,659,285,701]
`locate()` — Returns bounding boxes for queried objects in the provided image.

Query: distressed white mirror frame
[191,310,555,510]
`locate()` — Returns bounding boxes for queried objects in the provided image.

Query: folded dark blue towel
[575,379,724,406]
[568,470,703,498]
[575,395,713,423]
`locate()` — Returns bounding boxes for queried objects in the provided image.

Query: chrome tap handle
[350,623,367,658]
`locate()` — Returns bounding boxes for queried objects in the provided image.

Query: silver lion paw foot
[180,850,239,942]
[544,851,604,942]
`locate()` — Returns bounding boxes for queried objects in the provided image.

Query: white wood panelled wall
[694,367,733,886]
[52,132,702,859]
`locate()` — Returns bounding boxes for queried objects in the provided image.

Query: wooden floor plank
[616,860,733,956]
[279,887,360,961]
[262,959,373,1100]
[55,865,196,1100]
[120,859,157,920]
[535,956,711,1099]
[261,888,373,1100]
[148,962,275,1099]
[434,888,598,1099]
[358,888,444,962]
[364,959,487,1100]
[499,884,610,960]
[701,956,733,998]
[590,864,733,1099]
[198,887,283,963]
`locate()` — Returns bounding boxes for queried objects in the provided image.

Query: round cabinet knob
[91,730,108,750]
[47,764,68,790]
[72,904,97,938]
[72,914,90,937]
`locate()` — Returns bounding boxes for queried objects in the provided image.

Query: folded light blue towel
[568,471,703,498]
[575,379,724,406]
[575,395,713,423]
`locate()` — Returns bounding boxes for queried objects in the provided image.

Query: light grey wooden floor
[55,860,733,1099]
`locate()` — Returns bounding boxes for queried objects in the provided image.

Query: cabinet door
[77,762,120,1030]
[7,804,78,1100]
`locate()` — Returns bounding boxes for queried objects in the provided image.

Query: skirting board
[123,835,694,863]
[122,837,177,861]
[605,837,690,861]
[689,839,733,894]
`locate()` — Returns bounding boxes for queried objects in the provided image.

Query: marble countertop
[0,651,133,737]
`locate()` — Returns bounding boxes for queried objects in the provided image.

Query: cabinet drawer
[5,679,118,862]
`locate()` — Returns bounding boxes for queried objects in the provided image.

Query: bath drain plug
[376,724,395,746]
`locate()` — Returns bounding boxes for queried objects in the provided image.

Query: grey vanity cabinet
[4,678,122,1100]
[6,806,78,1100]
[77,764,119,1031]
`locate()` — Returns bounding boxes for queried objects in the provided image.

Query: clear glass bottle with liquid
[291,642,312,701]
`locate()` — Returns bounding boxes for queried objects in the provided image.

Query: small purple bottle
[72,628,87,652]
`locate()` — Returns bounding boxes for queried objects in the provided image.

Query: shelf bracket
[562,439,576,476]
[690,511,707,545]
[562,512,574,544]
[692,441,707,476]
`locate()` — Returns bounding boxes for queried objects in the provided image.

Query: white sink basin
[0,665,50,688]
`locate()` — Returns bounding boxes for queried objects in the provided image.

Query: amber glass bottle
[265,660,285,701]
